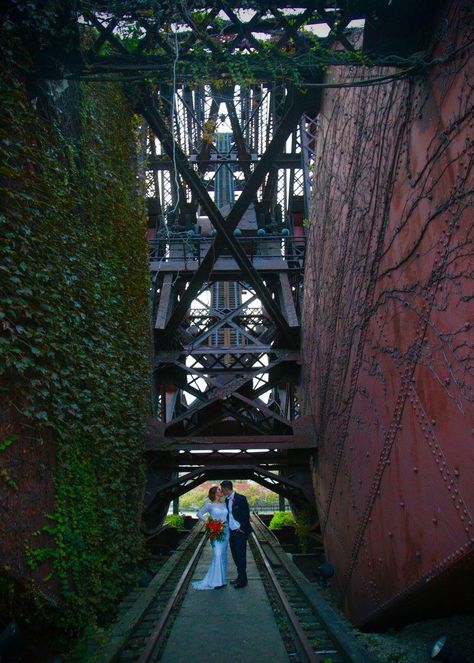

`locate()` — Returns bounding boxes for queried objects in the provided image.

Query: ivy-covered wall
[0,33,150,632]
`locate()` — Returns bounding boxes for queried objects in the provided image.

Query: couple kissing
[192,480,251,590]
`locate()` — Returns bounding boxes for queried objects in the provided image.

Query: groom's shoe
[233,581,247,589]
[230,578,240,585]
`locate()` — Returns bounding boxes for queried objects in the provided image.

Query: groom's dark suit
[226,492,251,586]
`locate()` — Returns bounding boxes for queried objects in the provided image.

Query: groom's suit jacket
[229,492,252,535]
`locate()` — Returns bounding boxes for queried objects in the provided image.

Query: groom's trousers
[229,530,248,583]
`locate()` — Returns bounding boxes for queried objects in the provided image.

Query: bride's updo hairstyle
[208,485,218,502]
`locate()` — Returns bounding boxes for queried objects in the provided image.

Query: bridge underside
[39,0,435,528]
[141,80,323,525]
[137,59,323,524]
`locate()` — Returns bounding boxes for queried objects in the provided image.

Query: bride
[192,485,230,590]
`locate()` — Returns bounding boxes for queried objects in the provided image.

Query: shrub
[295,510,312,553]
[269,511,295,529]
[179,484,210,510]
[179,481,279,510]
[164,515,185,529]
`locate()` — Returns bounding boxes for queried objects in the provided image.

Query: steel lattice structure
[142,78,318,526]
[23,0,437,527]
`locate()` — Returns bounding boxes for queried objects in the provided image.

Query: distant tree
[178,480,279,510]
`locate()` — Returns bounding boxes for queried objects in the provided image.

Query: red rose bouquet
[205,518,226,545]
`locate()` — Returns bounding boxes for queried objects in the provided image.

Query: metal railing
[171,502,290,515]
[149,234,306,269]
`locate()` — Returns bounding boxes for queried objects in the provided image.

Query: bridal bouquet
[205,518,226,545]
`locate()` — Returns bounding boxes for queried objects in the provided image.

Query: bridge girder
[26,0,413,522]
[139,76,314,516]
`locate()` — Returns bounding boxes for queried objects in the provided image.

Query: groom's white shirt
[226,492,241,531]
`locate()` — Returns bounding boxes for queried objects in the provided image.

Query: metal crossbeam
[147,153,303,168]
[147,434,315,451]
[142,88,314,339]
[140,96,295,342]
[73,6,322,513]
[155,349,298,368]
[144,463,315,514]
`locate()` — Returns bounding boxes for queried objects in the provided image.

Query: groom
[220,480,251,588]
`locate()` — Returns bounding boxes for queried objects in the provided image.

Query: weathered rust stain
[302,0,473,626]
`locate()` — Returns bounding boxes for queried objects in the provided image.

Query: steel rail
[251,531,322,662]
[100,515,374,663]
[250,514,378,663]
[96,524,206,663]
[137,534,207,662]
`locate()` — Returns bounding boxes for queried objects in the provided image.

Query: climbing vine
[301,0,473,617]
[0,26,150,633]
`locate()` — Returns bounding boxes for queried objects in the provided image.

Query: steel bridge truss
[35,1,389,524]
[139,79,321,525]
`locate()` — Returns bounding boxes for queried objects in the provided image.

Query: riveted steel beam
[143,463,315,513]
[140,88,315,342]
[221,87,253,180]
[146,433,315,451]
[139,95,295,343]
[148,154,303,169]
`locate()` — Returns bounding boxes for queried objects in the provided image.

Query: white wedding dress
[192,500,230,590]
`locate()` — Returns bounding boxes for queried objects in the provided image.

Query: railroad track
[95,516,376,663]
[250,514,377,663]
[95,523,206,663]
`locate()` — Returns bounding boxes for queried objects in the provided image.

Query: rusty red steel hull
[302,0,473,626]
